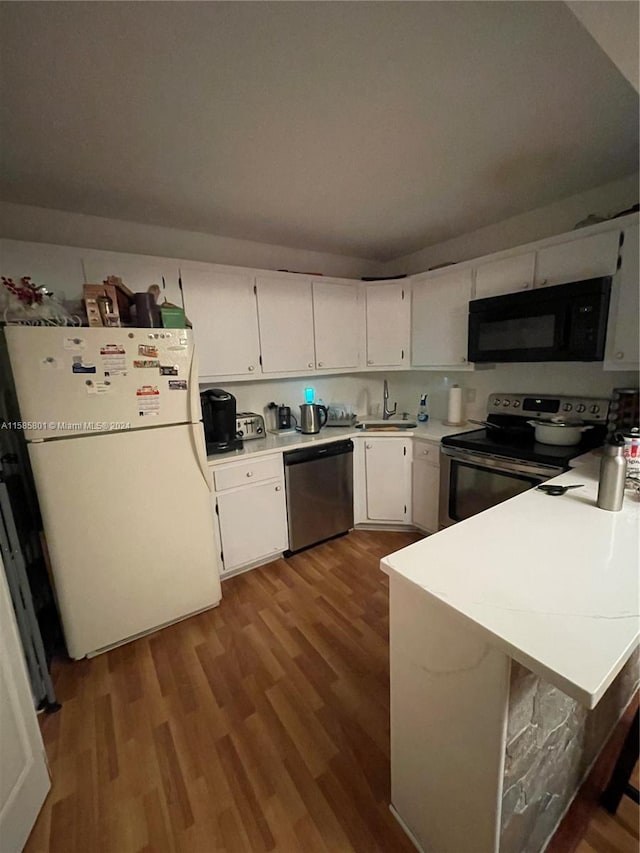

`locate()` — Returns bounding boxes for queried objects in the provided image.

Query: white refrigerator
[4,326,221,659]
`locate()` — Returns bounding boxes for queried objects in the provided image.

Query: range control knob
[563,403,573,412]
[512,401,520,408]
[503,400,510,407]
[589,404,600,414]
[493,398,501,406]
[576,404,586,413]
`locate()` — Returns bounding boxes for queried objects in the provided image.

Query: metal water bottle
[597,433,627,512]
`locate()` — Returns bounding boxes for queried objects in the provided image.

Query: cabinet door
[412,447,440,533]
[256,276,316,373]
[534,230,620,288]
[474,253,535,299]
[366,283,410,368]
[82,253,182,307]
[217,481,288,570]
[412,268,473,367]
[181,267,260,377]
[313,281,361,370]
[604,224,639,370]
[364,438,411,522]
[0,556,50,853]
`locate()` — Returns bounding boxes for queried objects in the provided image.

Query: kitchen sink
[355,418,417,430]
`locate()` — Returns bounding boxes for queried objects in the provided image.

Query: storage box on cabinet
[412,440,440,533]
[212,454,289,574]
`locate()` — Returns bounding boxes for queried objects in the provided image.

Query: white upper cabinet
[365,282,410,368]
[82,252,181,306]
[255,275,316,373]
[533,230,621,288]
[604,223,639,371]
[411,268,473,368]
[474,252,535,299]
[181,267,260,378]
[312,280,362,370]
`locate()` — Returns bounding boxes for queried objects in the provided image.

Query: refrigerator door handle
[188,343,200,426]
[190,421,212,493]
[187,345,212,493]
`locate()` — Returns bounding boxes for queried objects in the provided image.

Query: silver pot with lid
[526,417,594,446]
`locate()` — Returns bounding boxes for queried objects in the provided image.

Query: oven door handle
[440,446,563,479]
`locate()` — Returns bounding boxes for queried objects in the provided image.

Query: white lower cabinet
[361,437,412,524]
[212,455,289,574]
[412,440,440,533]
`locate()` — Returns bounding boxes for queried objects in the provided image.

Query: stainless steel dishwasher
[284,439,354,554]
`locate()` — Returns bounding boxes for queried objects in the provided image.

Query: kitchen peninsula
[382,454,640,853]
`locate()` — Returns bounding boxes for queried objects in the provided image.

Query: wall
[500,650,639,853]
[207,363,639,427]
[0,202,382,280]
[382,173,639,275]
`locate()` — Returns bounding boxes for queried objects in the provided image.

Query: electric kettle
[299,403,328,434]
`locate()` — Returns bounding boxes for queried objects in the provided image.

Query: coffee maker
[200,389,242,454]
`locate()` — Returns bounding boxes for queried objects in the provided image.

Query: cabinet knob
[423,448,430,455]
[318,361,324,367]
[246,471,253,478]
[367,359,373,365]
[365,443,372,450]
[460,356,466,363]
[616,352,624,360]
[308,362,314,368]
[275,485,281,491]
[539,278,548,286]
[248,365,255,372]
[521,282,530,289]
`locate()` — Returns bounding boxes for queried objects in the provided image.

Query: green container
[160,305,186,328]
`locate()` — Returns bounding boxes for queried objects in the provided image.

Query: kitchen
[1,2,639,853]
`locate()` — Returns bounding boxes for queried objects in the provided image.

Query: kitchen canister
[623,428,640,479]
[445,384,464,426]
[597,433,627,512]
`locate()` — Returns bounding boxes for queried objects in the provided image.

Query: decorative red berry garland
[1,276,45,306]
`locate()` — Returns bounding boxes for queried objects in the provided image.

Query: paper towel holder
[444,384,466,427]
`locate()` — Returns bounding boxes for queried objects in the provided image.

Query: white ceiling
[0,2,638,262]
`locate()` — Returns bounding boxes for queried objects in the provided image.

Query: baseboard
[389,804,425,852]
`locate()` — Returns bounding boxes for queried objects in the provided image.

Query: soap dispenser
[417,394,429,423]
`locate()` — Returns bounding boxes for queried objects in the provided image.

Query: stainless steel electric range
[439,393,609,528]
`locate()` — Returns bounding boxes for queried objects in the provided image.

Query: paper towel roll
[446,385,464,425]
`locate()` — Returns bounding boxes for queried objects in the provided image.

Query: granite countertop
[206,420,473,464]
[381,453,640,708]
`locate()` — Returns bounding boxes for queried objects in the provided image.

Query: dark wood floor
[25,529,639,852]
[25,530,422,852]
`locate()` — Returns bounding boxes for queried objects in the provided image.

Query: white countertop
[207,420,472,464]
[382,454,640,708]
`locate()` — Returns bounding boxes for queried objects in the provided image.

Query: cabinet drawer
[413,441,440,466]
[213,455,283,491]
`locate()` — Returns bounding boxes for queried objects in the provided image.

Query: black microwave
[468,277,612,363]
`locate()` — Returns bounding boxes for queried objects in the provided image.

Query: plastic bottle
[417,394,429,423]
[597,433,627,511]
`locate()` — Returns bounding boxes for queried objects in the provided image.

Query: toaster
[235,412,265,440]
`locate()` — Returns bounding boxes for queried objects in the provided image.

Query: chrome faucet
[383,379,397,420]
